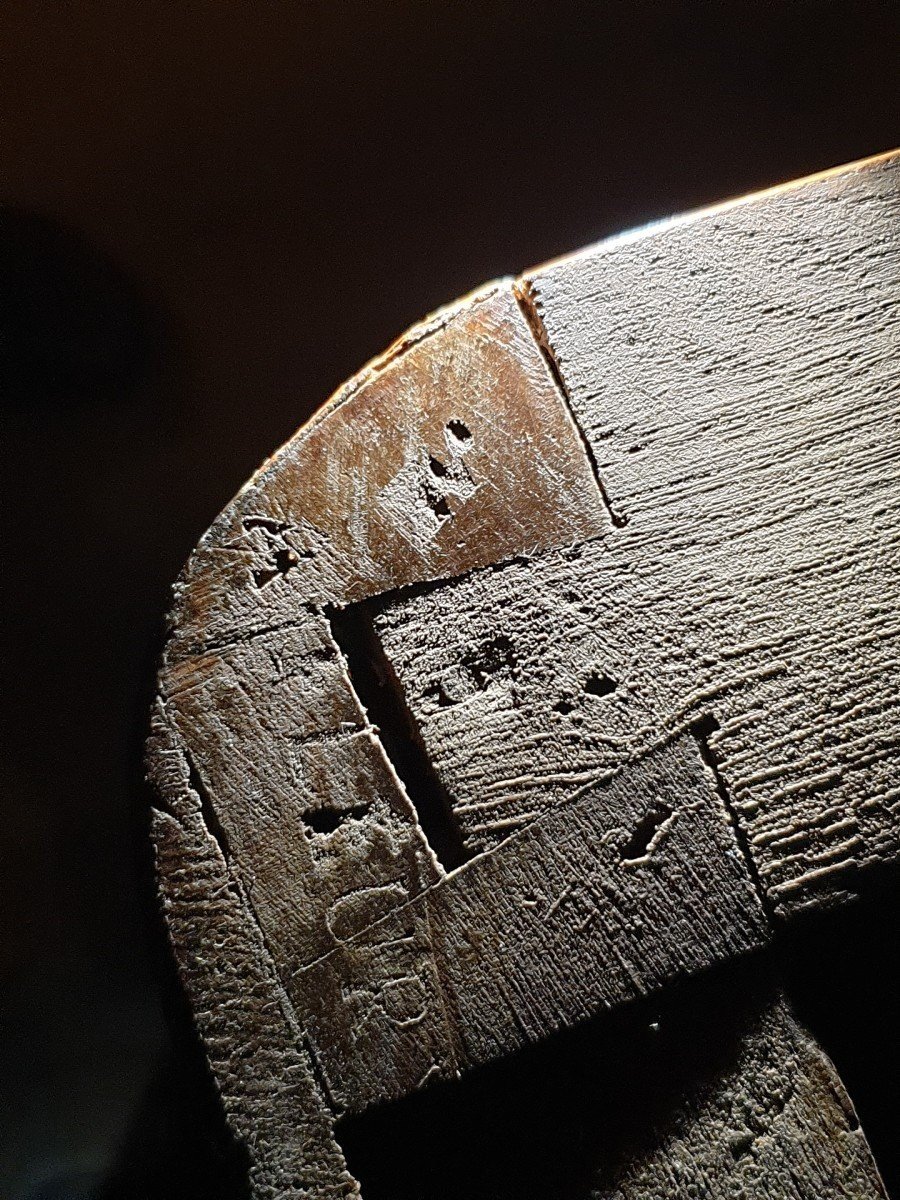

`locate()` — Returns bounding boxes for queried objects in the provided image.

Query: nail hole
[729,1132,755,1161]
[424,682,456,708]
[584,671,617,698]
[463,635,515,690]
[303,803,371,836]
[422,478,452,522]
[446,419,472,444]
[430,493,452,520]
[243,516,289,534]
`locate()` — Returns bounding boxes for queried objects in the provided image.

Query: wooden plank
[151,695,884,1199]
[147,153,898,1196]
[164,282,606,658]
[592,990,886,1199]
[337,978,885,1200]
[162,617,439,977]
[377,150,900,918]
[298,735,768,1112]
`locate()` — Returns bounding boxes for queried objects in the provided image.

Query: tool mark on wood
[242,515,317,588]
[694,714,773,921]
[621,802,675,864]
[187,749,234,865]
[514,279,628,529]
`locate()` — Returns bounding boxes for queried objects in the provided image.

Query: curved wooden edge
[146,153,897,1198]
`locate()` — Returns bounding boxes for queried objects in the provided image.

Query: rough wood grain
[147,153,898,1197]
[523,152,900,919]
[298,735,767,1113]
[336,975,885,1200]
[166,282,606,658]
[592,991,886,1199]
[147,700,357,1200]
[377,151,900,918]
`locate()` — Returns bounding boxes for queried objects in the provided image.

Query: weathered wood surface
[336,975,885,1200]
[148,700,357,1199]
[298,735,767,1113]
[147,152,899,1197]
[592,989,885,1199]
[378,152,900,919]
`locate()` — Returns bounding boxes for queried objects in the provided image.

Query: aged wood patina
[148,151,898,1198]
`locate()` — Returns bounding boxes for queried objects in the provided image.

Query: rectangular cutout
[326,597,470,871]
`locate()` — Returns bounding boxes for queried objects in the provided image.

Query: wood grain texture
[298,735,767,1113]
[147,152,899,1197]
[592,990,886,1199]
[165,282,606,658]
[336,975,885,1200]
[377,151,900,918]
[150,281,613,1192]
[147,701,357,1200]
[523,152,900,918]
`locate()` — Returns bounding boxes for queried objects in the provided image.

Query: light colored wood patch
[165,283,607,658]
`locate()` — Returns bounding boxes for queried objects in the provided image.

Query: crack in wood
[693,714,775,924]
[514,279,628,529]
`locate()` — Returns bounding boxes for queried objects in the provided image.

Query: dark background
[2,3,899,1197]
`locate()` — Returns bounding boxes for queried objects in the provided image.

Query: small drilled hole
[446,419,472,443]
[584,671,617,698]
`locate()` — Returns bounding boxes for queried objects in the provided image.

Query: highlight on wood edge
[147,150,900,1198]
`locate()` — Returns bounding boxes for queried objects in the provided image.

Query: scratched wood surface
[379,152,900,919]
[147,151,899,1197]
[335,971,885,1200]
[591,988,885,1200]
[297,736,767,1114]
